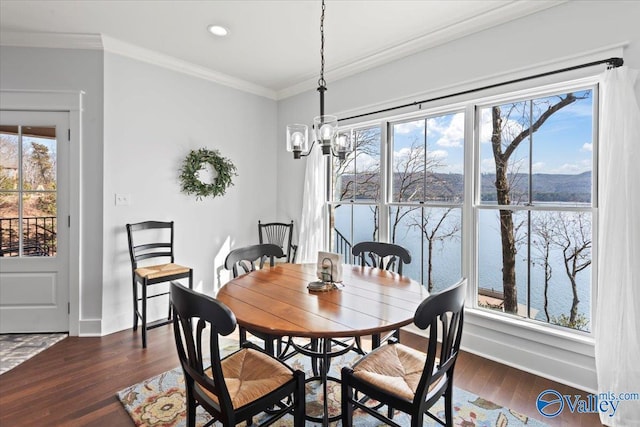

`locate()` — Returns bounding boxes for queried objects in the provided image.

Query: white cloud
[479,109,493,143]
[478,107,527,145]
[481,157,495,173]
[428,149,448,161]
[582,142,592,152]
[431,112,464,148]
[354,152,378,172]
[393,120,424,135]
[553,159,591,174]
[532,162,546,173]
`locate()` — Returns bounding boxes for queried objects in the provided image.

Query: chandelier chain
[318,0,326,88]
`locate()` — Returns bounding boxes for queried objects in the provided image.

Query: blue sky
[390,89,593,176]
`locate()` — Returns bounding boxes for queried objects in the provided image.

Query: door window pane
[0,125,57,257]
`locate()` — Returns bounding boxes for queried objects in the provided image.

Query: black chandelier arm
[294,139,317,159]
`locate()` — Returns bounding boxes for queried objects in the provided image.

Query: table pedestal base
[292,337,363,426]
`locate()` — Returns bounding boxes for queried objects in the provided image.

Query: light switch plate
[115,193,131,206]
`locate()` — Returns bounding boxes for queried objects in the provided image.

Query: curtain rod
[338,57,624,123]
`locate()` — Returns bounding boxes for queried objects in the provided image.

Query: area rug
[0,333,67,375]
[117,340,548,426]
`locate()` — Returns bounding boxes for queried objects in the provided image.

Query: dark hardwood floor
[0,326,602,426]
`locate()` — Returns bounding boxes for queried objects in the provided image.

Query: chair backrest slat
[258,220,296,263]
[126,221,176,268]
[351,241,411,275]
[224,243,284,278]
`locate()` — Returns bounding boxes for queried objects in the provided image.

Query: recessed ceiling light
[207,25,229,37]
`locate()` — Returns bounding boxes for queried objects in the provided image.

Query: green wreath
[179,148,237,199]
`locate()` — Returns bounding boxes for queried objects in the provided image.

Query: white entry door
[0,110,70,332]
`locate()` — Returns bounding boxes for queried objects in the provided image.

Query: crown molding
[276,0,568,100]
[0,31,103,50]
[0,31,277,100]
[101,36,277,100]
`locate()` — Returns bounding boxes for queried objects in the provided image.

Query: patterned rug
[117,339,548,427]
[0,333,67,375]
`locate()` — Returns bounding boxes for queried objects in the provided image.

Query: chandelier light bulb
[292,131,304,148]
[320,124,333,141]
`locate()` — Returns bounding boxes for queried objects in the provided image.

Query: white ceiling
[0,0,564,99]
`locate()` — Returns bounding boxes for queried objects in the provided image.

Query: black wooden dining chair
[126,220,192,348]
[352,241,412,348]
[258,220,298,263]
[224,244,287,357]
[170,282,305,427]
[341,279,466,427]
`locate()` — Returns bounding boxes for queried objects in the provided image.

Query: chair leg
[141,281,148,348]
[132,277,138,331]
[411,411,424,427]
[311,338,319,376]
[239,326,247,346]
[293,371,305,427]
[372,333,381,349]
[444,383,454,426]
[185,382,196,427]
[264,336,275,357]
[341,370,354,426]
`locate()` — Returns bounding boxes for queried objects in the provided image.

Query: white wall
[101,52,278,334]
[0,46,105,333]
[0,45,279,336]
[276,0,640,392]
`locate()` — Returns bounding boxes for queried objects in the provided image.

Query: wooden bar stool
[126,220,192,348]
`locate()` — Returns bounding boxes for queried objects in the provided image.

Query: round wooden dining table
[216,262,428,426]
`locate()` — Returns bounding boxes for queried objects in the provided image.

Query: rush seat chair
[126,220,192,348]
[341,279,466,427]
[170,282,305,427]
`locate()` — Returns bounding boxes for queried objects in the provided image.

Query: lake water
[334,206,591,330]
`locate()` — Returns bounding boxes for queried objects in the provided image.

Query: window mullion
[17,126,24,256]
[379,121,389,242]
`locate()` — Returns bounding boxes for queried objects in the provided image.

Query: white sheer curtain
[297,146,326,263]
[595,66,640,426]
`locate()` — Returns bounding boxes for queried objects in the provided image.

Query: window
[476,88,595,332]
[388,113,464,293]
[328,83,596,333]
[0,125,58,257]
[329,126,381,262]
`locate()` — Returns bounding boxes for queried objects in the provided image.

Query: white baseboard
[77,318,102,337]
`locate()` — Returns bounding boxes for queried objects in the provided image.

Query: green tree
[0,135,19,191]
[26,142,55,189]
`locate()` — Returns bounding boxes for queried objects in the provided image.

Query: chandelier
[286,0,353,161]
